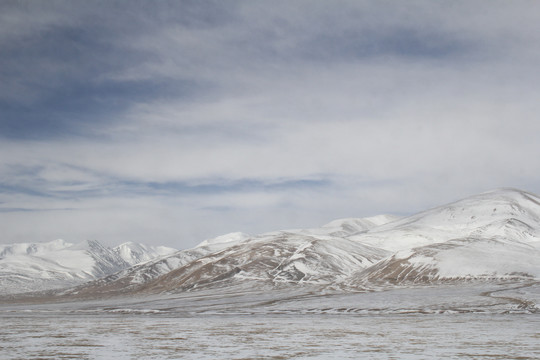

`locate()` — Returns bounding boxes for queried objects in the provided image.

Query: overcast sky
[1,1,540,248]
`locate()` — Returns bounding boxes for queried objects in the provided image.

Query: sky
[1,1,540,249]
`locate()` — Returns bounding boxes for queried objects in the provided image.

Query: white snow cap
[196,232,251,248]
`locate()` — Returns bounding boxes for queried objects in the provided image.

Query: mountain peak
[196,232,251,249]
[113,242,177,266]
[322,215,401,233]
[0,239,175,296]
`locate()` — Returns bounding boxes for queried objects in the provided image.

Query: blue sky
[1,1,540,248]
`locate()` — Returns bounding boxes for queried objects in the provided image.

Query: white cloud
[1,1,540,247]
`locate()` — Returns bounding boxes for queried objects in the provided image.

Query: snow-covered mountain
[0,239,177,295]
[113,242,177,266]
[64,215,401,297]
[346,188,540,286]
[348,188,540,252]
[64,188,540,298]
[3,188,540,300]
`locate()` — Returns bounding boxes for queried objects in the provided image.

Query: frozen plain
[1,282,540,359]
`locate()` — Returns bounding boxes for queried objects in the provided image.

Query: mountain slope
[348,236,540,287]
[346,188,540,286]
[65,223,394,297]
[140,232,389,293]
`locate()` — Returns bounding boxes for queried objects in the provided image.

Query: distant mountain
[65,188,540,298]
[65,215,401,297]
[4,188,540,300]
[113,242,177,266]
[72,231,390,297]
[316,214,402,237]
[0,239,177,295]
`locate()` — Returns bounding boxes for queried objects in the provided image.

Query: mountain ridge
[2,188,539,299]
[0,239,178,295]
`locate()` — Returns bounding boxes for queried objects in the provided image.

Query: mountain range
[1,188,539,300]
[0,240,176,296]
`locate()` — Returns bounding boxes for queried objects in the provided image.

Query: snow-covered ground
[1,312,538,359]
[1,283,539,359]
